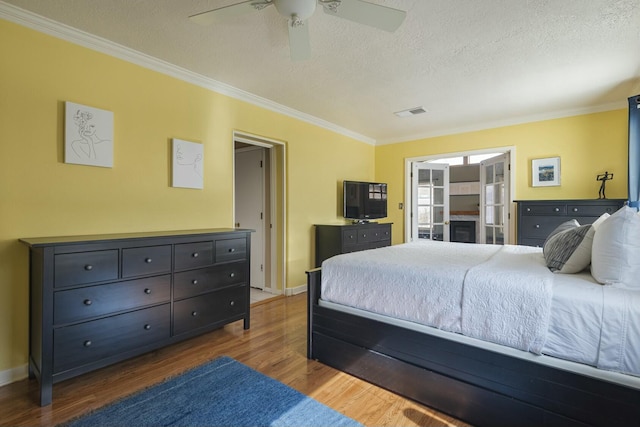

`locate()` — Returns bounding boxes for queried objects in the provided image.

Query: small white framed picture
[532,157,560,187]
[172,139,203,189]
[65,102,114,168]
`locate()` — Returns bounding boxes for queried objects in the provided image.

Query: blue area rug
[62,356,361,427]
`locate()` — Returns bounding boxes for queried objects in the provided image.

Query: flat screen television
[343,180,388,221]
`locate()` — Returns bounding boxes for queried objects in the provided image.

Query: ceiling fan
[189,0,406,61]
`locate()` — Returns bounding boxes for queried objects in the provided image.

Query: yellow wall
[0,20,374,374]
[375,110,628,244]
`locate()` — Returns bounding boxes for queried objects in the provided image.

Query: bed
[307,221,640,426]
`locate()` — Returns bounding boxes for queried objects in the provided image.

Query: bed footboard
[306,269,640,427]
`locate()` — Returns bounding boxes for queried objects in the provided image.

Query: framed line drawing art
[532,157,561,187]
[65,102,114,167]
[172,139,203,189]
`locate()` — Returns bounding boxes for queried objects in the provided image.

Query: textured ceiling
[2,0,639,144]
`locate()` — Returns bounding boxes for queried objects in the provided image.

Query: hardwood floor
[0,294,470,427]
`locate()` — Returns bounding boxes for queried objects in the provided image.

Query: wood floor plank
[0,294,469,427]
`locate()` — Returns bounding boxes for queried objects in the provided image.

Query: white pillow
[543,222,594,273]
[591,212,610,231]
[591,206,640,289]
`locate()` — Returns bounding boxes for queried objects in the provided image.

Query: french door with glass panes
[480,153,510,244]
[412,162,450,241]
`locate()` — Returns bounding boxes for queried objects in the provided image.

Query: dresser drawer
[372,224,391,241]
[519,217,559,239]
[174,241,214,271]
[54,275,171,325]
[122,245,171,278]
[54,250,118,288]
[215,238,246,263]
[566,204,620,217]
[521,204,566,216]
[53,304,170,374]
[173,286,246,335]
[174,262,247,300]
[380,224,391,241]
[342,229,358,246]
[356,228,377,244]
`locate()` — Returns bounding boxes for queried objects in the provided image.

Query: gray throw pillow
[543,220,594,273]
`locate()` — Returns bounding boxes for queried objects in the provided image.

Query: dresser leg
[39,380,52,406]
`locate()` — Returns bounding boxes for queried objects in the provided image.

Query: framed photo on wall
[532,157,560,187]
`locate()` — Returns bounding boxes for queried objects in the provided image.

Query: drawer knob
[363,234,367,238]
[230,300,235,306]
[573,208,578,212]
[535,224,540,229]
[192,279,198,285]
[526,208,531,212]
[83,299,92,306]
[84,265,93,271]
[191,311,198,317]
[554,208,560,212]
[145,258,153,263]
[192,252,199,258]
[229,272,235,278]
[83,340,92,347]
[228,248,235,253]
[144,324,151,330]
[144,288,151,294]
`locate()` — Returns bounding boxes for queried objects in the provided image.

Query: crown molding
[0,1,376,145]
[376,101,627,145]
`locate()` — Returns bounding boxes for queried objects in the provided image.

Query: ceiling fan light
[274,0,317,21]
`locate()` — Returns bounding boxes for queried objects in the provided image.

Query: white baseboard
[0,364,28,387]
[285,283,307,296]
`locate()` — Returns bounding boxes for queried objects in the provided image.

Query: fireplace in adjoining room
[450,220,476,243]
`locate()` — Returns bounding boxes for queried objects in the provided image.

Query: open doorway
[233,132,286,301]
[405,148,515,244]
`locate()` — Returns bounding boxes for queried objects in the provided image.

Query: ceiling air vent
[394,106,427,118]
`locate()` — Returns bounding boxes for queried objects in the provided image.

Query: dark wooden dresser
[516,199,625,247]
[20,228,251,406]
[315,223,392,267]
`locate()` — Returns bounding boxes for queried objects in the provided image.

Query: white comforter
[322,240,553,354]
[461,244,552,354]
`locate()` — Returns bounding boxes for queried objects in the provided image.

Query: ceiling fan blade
[288,21,311,61]
[189,1,271,25]
[322,0,406,32]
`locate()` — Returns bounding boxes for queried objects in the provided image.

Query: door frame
[404,146,516,244]
[233,131,287,295]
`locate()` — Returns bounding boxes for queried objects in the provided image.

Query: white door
[411,162,450,241]
[480,153,510,245]
[235,148,265,290]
